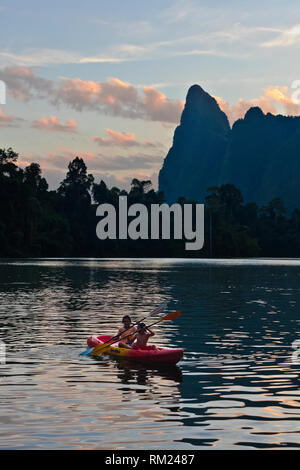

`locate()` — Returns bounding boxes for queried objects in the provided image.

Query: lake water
[1,258,300,450]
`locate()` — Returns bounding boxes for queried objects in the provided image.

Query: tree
[58,157,94,202]
[93,180,109,204]
[260,198,286,222]
[130,179,152,196]
[58,157,94,255]
[24,163,48,193]
[0,147,22,181]
[205,186,222,257]
[219,184,243,220]
[291,208,300,230]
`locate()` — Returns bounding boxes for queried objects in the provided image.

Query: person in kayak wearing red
[118,315,137,349]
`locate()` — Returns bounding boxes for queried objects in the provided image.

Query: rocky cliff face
[221,107,300,210]
[159,84,230,203]
[159,85,300,210]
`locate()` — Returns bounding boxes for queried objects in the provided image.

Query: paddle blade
[150,302,168,317]
[160,310,181,322]
[80,347,93,356]
[92,342,111,356]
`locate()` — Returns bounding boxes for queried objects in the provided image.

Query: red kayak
[87,335,183,365]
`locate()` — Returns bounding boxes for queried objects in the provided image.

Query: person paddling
[118,315,137,349]
[118,320,155,350]
[133,322,155,348]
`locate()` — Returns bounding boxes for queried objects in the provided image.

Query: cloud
[19,149,160,190]
[0,107,23,127]
[216,95,276,125]
[174,48,240,58]
[0,67,184,123]
[24,146,162,172]
[0,49,129,68]
[215,86,300,125]
[159,0,197,24]
[94,170,158,192]
[47,148,162,172]
[0,20,283,71]
[0,66,53,101]
[53,76,139,116]
[141,86,184,122]
[93,128,162,149]
[0,107,14,126]
[261,24,300,47]
[264,86,300,115]
[91,153,163,171]
[32,116,77,133]
[109,20,153,38]
[93,128,136,147]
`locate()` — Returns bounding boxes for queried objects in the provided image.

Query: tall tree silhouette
[58,157,94,255]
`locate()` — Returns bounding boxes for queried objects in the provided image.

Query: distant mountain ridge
[159,85,300,210]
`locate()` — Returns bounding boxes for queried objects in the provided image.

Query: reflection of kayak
[87,335,184,365]
[116,360,183,384]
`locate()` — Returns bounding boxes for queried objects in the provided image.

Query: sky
[1,0,300,189]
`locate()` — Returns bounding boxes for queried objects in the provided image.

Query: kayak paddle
[92,310,181,357]
[80,302,168,356]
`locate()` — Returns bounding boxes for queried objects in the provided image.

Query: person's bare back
[134,323,155,347]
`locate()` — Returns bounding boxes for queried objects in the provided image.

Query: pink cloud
[0,107,23,127]
[93,128,161,149]
[0,66,53,101]
[3,66,300,129]
[0,107,14,126]
[264,86,300,115]
[54,76,183,122]
[0,67,184,123]
[32,115,77,133]
[93,128,136,146]
[215,86,300,125]
[142,86,184,122]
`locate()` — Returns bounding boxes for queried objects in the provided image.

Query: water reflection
[114,359,183,387]
[1,258,300,449]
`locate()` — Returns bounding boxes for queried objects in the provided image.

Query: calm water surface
[1,258,300,450]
